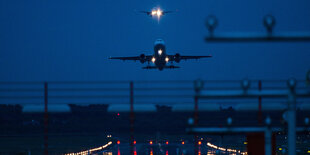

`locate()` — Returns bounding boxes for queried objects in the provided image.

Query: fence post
[258,80,262,125]
[44,82,48,155]
[130,81,135,155]
[265,117,272,155]
[194,79,203,155]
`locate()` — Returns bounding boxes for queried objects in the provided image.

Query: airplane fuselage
[153,39,168,70]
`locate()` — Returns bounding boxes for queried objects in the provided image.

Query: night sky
[0,0,309,82]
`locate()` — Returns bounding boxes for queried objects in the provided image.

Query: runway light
[133,140,136,145]
[166,141,169,145]
[64,141,112,155]
[117,140,120,144]
[117,113,120,116]
[165,57,169,62]
[149,140,153,145]
[158,49,163,55]
[152,57,156,63]
[279,148,282,151]
[244,141,247,145]
[181,141,185,145]
[198,141,202,145]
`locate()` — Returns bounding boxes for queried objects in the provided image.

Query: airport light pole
[194,79,203,155]
[287,79,297,155]
[191,79,310,155]
[44,82,48,155]
[130,81,135,155]
[265,117,272,155]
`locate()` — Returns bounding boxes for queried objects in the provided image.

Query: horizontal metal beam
[205,33,310,42]
[197,89,310,99]
[20,103,310,113]
[187,126,310,134]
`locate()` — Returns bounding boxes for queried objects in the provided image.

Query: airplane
[140,8,173,19]
[109,39,212,71]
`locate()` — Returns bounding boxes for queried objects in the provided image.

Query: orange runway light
[133,140,136,145]
[149,141,153,145]
[181,141,185,145]
[166,141,169,145]
[198,141,202,145]
[117,140,120,144]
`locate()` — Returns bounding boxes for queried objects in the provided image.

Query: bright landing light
[151,8,162,18]
[151,10,157,16]
[158,49,162,55]
[152,57,156,63]
[165,57,169,62]
[156,9,162,17]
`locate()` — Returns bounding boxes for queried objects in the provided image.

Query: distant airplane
[109,39,212,71]
[139,8,173,19]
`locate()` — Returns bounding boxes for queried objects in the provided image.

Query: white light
[156,9,162,17]
[64,141,112,155]
[165,57,169,62]
[206,142,246,154]
[158,49,162,55]
[152,57,156,63]
[151,10,157,16]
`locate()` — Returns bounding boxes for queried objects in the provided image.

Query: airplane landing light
[165,57,169,62]
[158,49,163,55]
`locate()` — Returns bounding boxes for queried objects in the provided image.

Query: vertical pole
[130,81,135,155]
[194,96,199,125]
[194,95,199,155]
[194,79,203,155]
[265,127,272,155]
[258,80,262,125]
[287,79,296,155]
[44,82,48,155]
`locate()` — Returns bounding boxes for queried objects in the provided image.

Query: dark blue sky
[0,0,309,81]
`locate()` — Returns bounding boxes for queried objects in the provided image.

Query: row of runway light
[206,142,247,155]
[117,139,247,154]
[64,141,112,155]
[116,140,186,145]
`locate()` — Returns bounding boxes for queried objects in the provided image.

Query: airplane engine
[140,54,146,63]
[174,53,181,63]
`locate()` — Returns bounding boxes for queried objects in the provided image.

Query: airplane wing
[109,55,152,61]
[139,10,174,16]
[139,11,151,15]
[179,55,212,60]
[167,55,212,61]
[163,11,174,14]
